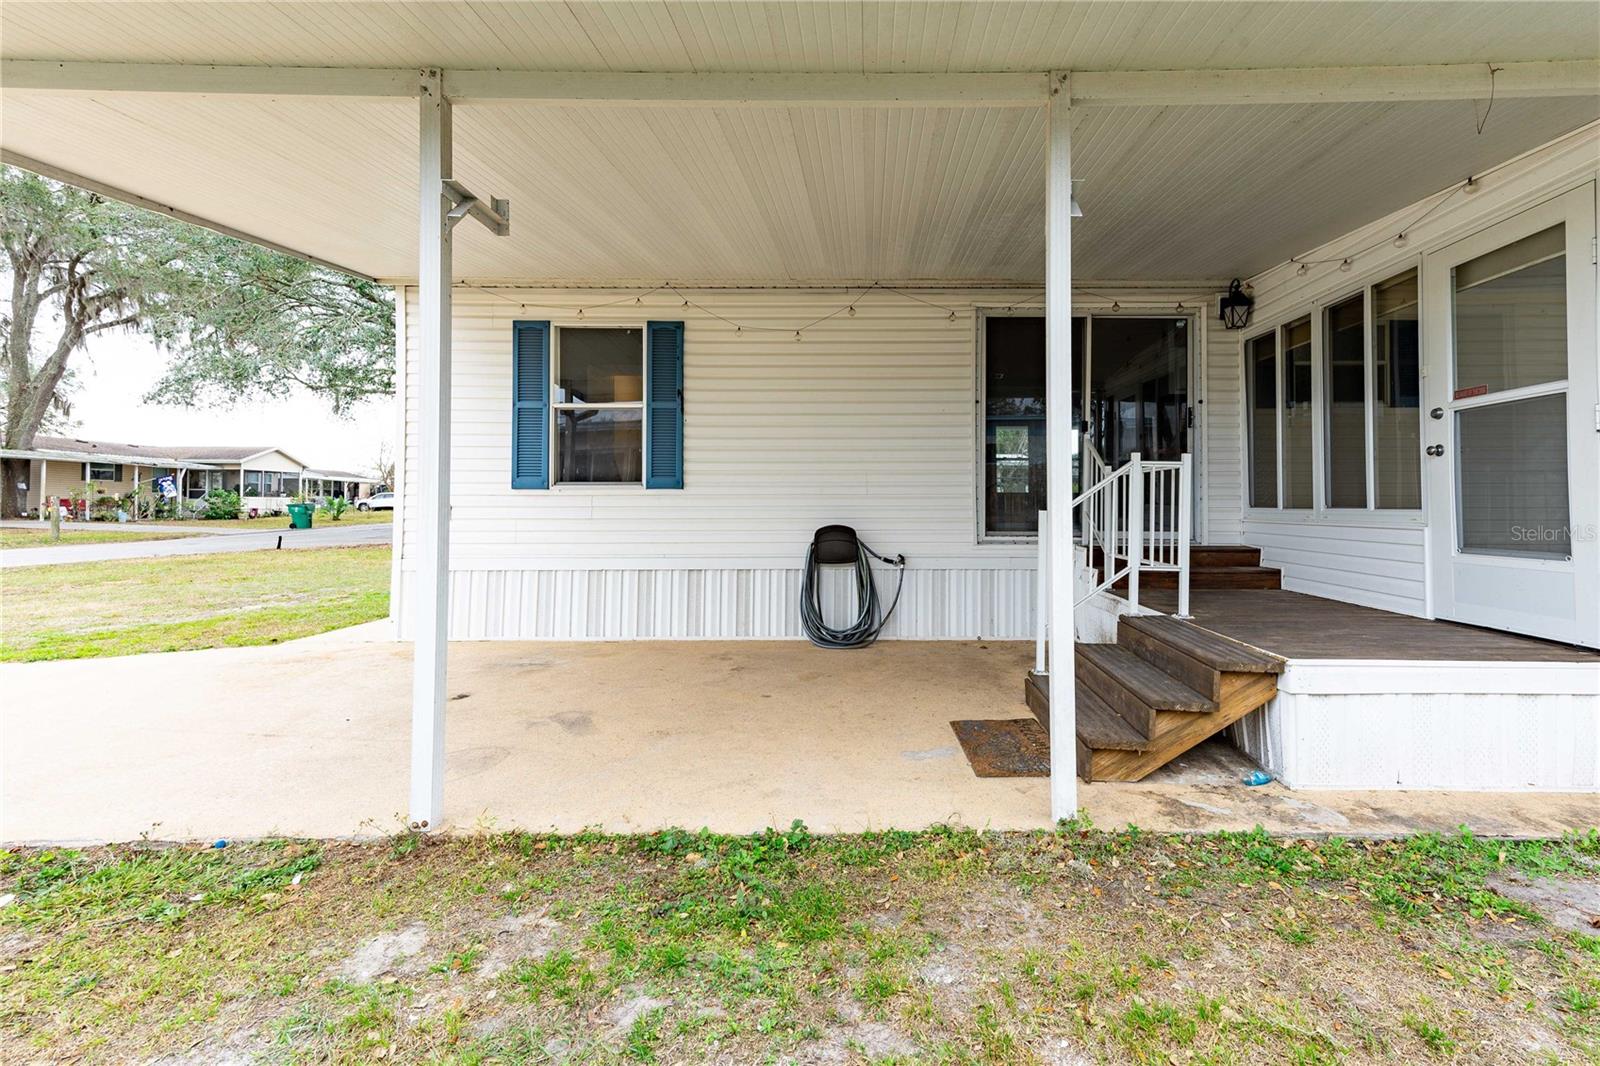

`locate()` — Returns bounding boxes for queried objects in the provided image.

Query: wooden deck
[1139,589,1599,663]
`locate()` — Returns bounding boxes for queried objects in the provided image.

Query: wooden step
[1111,565,1281,591]
[1075,680,1150,750]
[1189,545,1262,568]
[1023,674,1150,750]
[1120,615,1284,675]
[1075,643,1217,743]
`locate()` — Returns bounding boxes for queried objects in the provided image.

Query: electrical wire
[800,537,906,649]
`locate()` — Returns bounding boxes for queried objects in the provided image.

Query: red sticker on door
[1453,385,1489,400]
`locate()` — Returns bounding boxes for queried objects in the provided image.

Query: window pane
[985,421,1045,534]
[1323,293,1367,507]
[1453,225,1566,395]
[984,316,1046,535]
[985,316,1045,417]
[1282,317,1314,508]
[1088,317,1188,466]
[1457,393,1569,557]
[1246,332,1277,508]
[556,408,643,483]
[1373,269,1421,508]
[557,327,642,404]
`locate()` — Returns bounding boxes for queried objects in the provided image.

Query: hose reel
[800,524,906,649]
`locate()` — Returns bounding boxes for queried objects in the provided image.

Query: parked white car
[356,492,394,512]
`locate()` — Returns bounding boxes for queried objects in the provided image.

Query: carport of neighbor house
[2,629,1593,844]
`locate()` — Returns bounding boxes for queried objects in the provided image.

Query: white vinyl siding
[396,285,1219,639]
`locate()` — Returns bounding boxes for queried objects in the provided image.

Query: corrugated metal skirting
[402,566,1036,641]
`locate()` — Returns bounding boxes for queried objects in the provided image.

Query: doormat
[950,718,1050,778]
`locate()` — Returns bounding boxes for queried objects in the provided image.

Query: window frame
[84,461,121,483]
[974,304,1202,544]
[549,324,648,489]
[1243,256,1426,523]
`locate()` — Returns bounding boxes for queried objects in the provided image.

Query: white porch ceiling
[1,2,1596,283]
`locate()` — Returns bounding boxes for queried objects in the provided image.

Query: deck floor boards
[1139,589,1598,663]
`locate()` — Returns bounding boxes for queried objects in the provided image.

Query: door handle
[1426,444,1445,457]
[1430,407,1445,420]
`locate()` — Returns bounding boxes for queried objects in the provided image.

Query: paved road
[0,520,390,567]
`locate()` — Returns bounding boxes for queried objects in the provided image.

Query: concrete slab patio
[3,629,1594,844]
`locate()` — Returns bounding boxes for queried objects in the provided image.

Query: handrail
[1035,450,1193,677]
[1066,451,1193,614]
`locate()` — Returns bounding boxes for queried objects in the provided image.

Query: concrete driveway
[0,519,390,567]
[4,629,1596,844]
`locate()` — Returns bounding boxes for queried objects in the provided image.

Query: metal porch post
[1045,72,1078,823]
[410,68,452,830]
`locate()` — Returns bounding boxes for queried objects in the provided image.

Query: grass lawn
[0,527,199,551]
[182,509,395,531]
[0,545,390,662]
[2,826,1596,1064]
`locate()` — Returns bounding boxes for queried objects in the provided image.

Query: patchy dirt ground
[3,825,1598,1064]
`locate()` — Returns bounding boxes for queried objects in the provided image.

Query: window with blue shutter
[645,321,684,489]
[511,321,550,489]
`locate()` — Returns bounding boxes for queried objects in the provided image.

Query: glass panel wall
[1246,332,1278,508]
[1281,316,1314,509]
[1372,269,1421,508]
[1323,294,1367,507]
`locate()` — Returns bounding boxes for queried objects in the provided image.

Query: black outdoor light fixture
[1218,279,1255,330]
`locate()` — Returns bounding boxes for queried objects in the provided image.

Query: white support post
[410,68,453,831]
[1034,509,1049,677]
[133,464,141,520]
[1044,72,1077,824]
[38,458,48,522]
[1126,453,1143,613]
[1176,453,1194,619]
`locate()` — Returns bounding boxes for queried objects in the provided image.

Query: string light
[1276,171,1484,279]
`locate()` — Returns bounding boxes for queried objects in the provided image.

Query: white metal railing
[1035,451,1193,675]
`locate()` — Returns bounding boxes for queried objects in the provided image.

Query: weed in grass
[1402,1011,1457,1054]
[1559,985,1598,1014]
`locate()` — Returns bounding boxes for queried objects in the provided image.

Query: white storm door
[1423,183,1598,647]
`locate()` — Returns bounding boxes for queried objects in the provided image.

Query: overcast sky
[61,329,396,475]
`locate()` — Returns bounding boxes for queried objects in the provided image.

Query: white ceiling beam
[1071,60,1600,107]
[442,70,1048,107]
[0,150,379,281]
[4,59,1593,108]
[1,60,416,98]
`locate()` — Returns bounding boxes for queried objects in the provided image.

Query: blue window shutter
[511,321,550,489]
[645,321,684,489]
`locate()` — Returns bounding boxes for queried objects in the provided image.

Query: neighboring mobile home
[2,2,1595,831]
[8,436,333,515]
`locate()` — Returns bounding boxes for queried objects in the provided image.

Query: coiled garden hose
[800,535,906,649]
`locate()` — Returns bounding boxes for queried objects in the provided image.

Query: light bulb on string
[1394,233,1408,248]
[1338,259,1352,272]
[1295,262,1309,277]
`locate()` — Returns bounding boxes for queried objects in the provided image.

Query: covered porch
[3,2,1597,834]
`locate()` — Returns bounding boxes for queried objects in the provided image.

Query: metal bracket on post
[442,178,511,236]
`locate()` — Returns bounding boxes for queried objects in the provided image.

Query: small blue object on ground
[1242,770,1273,787]
[212,839,228,849]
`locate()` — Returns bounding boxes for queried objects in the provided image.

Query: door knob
[1426,444,1445,457]
[1429,407,1445,420]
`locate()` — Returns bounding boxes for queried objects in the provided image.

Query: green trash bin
[286,502,313,530]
